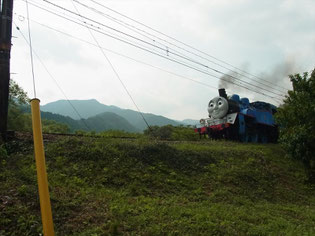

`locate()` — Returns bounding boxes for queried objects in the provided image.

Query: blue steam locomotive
[195,89,278,143]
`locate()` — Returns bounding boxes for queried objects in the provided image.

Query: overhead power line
[15,14,219,91]
[25,0,37,98]
[69,0,151,130]
[25,0,166,58]
[14,22,91,130]
[87,0,291,92]
[77,0,288,95]
[33,0,285,100]
[19,0,284,103]
[30,0,284,100]
[18,1,284,102]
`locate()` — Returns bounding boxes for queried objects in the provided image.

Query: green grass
[1,136,315,235]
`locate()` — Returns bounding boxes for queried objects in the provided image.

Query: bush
[42,119,70,133]
[0,145,7,159]
[144,125,174,140]
[144,125,199,141]
[7,80,70,133]
[276,68,315,182]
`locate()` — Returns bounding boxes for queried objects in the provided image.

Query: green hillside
[41,99,180,131]
[40,111,139,133]
[1,134,315,235]
[83,112,139,133]
[41,99,107,119]
[181,119,199,126]
[40,111,83,131]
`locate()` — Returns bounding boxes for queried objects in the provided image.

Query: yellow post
[31,98,55,236]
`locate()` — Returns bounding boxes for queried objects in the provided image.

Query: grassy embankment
[1,133,315,235]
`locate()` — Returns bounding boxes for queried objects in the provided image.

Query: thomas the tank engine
[195,89,278,143]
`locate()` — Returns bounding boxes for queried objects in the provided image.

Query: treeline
[275,68,315,183]
[7,80,197,140]
[7,66,315,183]
[7,80,70,134]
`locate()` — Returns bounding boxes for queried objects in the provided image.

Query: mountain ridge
[41,110,139,133]
[41,99,181,131]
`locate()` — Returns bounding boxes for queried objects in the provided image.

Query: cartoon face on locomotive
[196,88,278,143]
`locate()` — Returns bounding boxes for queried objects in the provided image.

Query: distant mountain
[84,112,138,133]
[41,99,106,119]
[181,119,200,126]
[41,111,138,133]
[41,99,180,131]
[41,111,82,131]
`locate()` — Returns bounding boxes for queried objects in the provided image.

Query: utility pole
[0,0,14,141]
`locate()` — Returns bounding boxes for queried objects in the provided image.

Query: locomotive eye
[210,103,214,107]
[218,101,222,106]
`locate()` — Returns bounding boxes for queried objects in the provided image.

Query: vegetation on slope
[81,112,139,133]
[41,99,180,131]
[7,80,71,134]
[1,135,315,235]
[8,80,139,134]
[276,68,315,182]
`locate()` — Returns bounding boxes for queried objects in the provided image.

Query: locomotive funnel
[218,88,227,99]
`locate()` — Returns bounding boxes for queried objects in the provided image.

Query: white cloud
[10,0,315,120]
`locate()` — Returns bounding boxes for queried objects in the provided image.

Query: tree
[42,119,70,133]
[7,80,70,133]
[9,80,29,105]
[7,80,31,131]
[276,68,315,182]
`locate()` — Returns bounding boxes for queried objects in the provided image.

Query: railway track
[6,131,138,142]
[6,131,206,144]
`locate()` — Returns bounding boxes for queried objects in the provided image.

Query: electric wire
[24,0,278,98]
[88,0,291,92]
[25,0,37,98]
[16,2,284,102]
[78,0,288,94]
[74,0,221,65]
[15,13,219,91]
[26,0,165,57]
[25,0,176,62]
[69,0,152,130]
[14,22,91,131]
[32,0,286,100]
[23,0,287,99]
[42,0,286,98]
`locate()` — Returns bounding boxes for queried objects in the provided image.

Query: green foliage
[144,125,174,139]
[99,130,142,138]
[1,136,315,235]
[7,110,32,132]
[0,144,8,159]
[8,80,29,105]
[82,112,138,133]
[144,125,199,141]
[171,125,200,141]
[74,130,88,136]
[276,68,315,182]
[41,111,139,133]
[41,99,180,131]
[41,111,83,132]
[7,80,31,132]
[7,80,71,133]
[42,119,70,133]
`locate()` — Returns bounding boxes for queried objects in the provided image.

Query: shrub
[276,68,315,182]
[144,125,199,141]
[0,145,7,159]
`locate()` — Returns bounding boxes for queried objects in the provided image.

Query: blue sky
[10,0,315,120]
